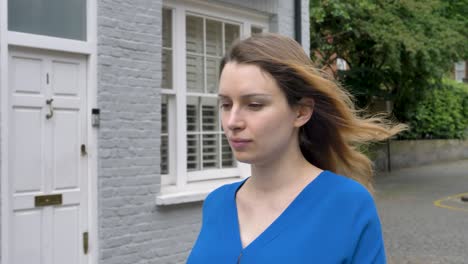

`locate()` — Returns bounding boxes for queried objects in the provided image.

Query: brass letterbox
[35,194,62,207]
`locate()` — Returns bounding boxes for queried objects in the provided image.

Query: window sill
[156,177,244,206]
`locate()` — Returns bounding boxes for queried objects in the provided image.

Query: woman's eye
[248,103,263,110]
[219,103,232,110]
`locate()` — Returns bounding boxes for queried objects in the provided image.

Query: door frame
[0,1,98,264]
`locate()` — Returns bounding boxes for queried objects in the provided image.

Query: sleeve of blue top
[350,193,387,264]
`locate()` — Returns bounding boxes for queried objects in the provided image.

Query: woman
[187,33,406,263]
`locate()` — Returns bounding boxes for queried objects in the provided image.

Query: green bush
[399,79,468,139]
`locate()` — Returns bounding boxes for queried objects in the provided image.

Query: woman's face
[218,62,302,165]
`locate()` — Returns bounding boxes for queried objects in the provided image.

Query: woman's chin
[232,154,255,164]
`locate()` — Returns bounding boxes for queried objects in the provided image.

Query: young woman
[187,33,406,264]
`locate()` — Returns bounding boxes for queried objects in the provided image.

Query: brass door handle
[46,98,54,119]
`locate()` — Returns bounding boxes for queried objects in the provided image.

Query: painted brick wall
[214,0,310,53]
[97,0,309,263]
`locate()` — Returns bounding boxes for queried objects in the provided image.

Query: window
[336,58,347,71]
[159,2,268,204]
[455,61,466,83]
[8,0,87,40]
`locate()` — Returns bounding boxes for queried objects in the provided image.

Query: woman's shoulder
[320,170,375,206]
[203,179,246,209]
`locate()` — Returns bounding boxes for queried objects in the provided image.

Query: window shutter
[225,23,240,52]
[206,20,222,56]
[186,16,204,53]
[186,54,204,93]
[187,102,200,171]
[206,57,220,94]
[186,15,204,93]
[221,135,235,167]
[161,96,169,174]
[202,134,219,168]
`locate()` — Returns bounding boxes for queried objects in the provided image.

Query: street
[375,159,468,264]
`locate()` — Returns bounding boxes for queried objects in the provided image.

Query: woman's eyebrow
[218,93,272,99]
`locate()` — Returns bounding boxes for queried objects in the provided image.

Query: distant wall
[373,140,468,171]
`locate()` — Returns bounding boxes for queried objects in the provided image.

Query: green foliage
[400,79,468,139]
[310,0,468,127]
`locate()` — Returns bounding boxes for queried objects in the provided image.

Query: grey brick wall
[96,0,310,263]
[97,0,311,263]
[97,0,203,263]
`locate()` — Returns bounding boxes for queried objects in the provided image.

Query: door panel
[11,108,44,192]
[11,56,44,94]
[52,60,81,96]
[53,110,80,189]
[13,210,42,263]
[53,206,79,264]
[8,47,88,264]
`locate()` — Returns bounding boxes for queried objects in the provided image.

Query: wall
[373,140,468,172]
[97,0,310,263]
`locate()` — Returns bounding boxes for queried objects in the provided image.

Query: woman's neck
[248,146,321,195]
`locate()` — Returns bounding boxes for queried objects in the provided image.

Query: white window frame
[157,0,269,205]
[1,0,99,263]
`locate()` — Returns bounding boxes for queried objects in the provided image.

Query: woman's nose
[225,108,245,131]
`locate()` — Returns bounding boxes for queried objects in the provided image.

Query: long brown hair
[220,33,407,192]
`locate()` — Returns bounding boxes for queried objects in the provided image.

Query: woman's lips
[229,139,252,149]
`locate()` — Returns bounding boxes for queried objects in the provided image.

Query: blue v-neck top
[187,170,386,264]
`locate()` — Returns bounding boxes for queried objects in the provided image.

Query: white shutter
[161,95,169,174]
[206,20,222,56]
[202,134,219,168]
[187,99,200,171]
[186,54,204,93]
[221,135,235,167]
[201,104,219,169]
[186,16,204,53]
[206,57,220,94]
[201,104,218,131]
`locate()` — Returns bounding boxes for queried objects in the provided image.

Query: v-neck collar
[230,170,328,256]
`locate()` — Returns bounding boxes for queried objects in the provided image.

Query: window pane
[186,16,204,54]
[8,0,86,40]
[222,135,235,167]
[206,20,222,56]
[161,95,169,174]
[162,9,172,48]
[251,26,263,35]
[187,134,200,171]
[161,97,168,133]
[161,135,169,174]
[203,134,219,169]
[202,104,218,131]
[186,55,204,93]
[225,23,240,52]
[162,49,173,89]
[187,101,199,132]
[206,57,220,94]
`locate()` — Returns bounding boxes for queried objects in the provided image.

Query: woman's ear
[294,98,314,127]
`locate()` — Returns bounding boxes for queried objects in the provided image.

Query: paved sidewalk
[374,159,468,264]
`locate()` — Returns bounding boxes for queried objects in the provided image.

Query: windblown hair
[220,33,407,192]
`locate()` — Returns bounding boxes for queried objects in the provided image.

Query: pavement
[374,159,468,264]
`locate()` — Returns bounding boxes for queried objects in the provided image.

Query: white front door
[8,47,88,264]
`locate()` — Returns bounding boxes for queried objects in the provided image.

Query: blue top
[187,170,386,264]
